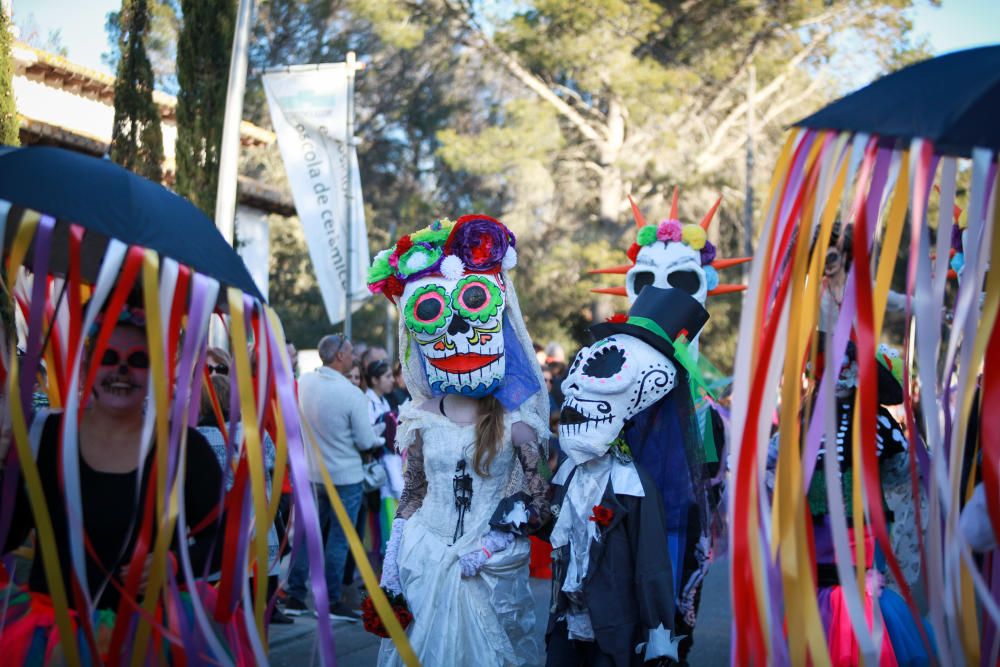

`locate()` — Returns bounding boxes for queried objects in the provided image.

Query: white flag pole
[344,52,355,338]
[211,0,254,349]
[214,0,255,246]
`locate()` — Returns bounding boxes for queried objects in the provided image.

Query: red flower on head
[626,242,641,263]
[606,313,628,324]
[589,505,614,527]
[384,275,404,300]
[396,235,414,255]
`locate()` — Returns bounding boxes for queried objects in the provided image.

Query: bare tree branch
[441,0,608,145]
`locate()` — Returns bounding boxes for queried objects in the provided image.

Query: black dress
[2,412,224,610]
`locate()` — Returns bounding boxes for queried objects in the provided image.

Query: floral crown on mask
[367,215,517,301]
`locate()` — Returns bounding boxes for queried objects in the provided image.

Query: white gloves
[380,517,406,594]
[459,530,515,578]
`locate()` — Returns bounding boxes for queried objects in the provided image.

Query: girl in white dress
[367,215,550,667]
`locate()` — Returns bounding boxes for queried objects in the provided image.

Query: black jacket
[546,463,676,666]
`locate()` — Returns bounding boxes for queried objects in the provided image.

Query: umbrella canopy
[795,44,1000,156]
[0,145,264,301]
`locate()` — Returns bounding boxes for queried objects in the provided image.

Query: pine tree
[109,0,164,181]
[0,3,19,146]
[175,0,235,216]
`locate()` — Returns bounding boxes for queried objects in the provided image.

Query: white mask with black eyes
[401,272,506,397]
[558,334,677,465]
[627,242,707,306]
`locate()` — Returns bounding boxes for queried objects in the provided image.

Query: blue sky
[11,0,1000,77]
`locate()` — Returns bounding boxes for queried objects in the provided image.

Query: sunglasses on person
[99,347,150,370]
[207,363,229,375]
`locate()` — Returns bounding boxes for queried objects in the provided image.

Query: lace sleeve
[512,428,551,530]
[396,435,427,520]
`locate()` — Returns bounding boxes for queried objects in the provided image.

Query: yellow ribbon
[4,214,83,666]
[301,414,422,666]
[227,287,271,641]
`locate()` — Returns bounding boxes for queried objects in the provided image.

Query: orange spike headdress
[591,191,750,303]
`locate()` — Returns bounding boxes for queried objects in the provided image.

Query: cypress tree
[0,4,18,146]
[0,6,18,346]
[175,0,235,216]
[109,0,164,181]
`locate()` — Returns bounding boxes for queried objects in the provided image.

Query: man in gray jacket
[284,334,380,620]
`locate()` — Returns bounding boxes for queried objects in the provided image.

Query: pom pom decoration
[440,254,466,281]
[703,266,720,291]
[626,242,641,263]
[502,245,518,270]
[367,249,394,284]
[681,224,707,251]
[700,240,717,265]
[637,225,659,247]
[657,220,683,242]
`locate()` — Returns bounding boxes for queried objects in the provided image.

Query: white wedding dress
[377,408,541,667]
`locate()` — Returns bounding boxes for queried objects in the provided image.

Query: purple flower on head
[657,220,683,242]
[444,215,515,273]
[700,240,717,265]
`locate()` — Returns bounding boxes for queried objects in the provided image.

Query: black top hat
[590,287,710,362]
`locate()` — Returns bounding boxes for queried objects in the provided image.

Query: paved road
[268,558,731,666]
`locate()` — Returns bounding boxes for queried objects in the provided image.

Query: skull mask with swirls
[559,334,677,465]
[402,272,507,397]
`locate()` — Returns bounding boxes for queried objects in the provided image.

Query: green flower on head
[411,218,455,245]
[368,249,394,284]
[397,243,444,279]
[637,224,659,246]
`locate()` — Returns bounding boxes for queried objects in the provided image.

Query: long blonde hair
[472,394,505,477]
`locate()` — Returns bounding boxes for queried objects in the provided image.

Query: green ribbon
[625,315,716,399]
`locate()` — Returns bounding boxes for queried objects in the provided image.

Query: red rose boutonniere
[589,504,614,527]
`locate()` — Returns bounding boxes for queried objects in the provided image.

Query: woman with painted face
[368,216,551,667]
[1,303,224,617]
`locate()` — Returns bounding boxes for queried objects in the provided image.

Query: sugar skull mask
[401,271,507,397]
[628,241,707,305]
[559,334,677,465]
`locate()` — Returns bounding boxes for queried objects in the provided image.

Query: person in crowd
[0,302,224,655]
[387,361,410,413]
[284,334,381,621]
[206,346,232,377]
[197,374,292,625]
[366,360,404,556]
[345,359,363,389]
[370,214,550,666]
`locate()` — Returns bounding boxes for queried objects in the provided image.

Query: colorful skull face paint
[558,334,677,465]
[402,272,507,397]
[627,241,707,305]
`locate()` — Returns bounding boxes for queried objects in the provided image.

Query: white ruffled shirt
[549,453,644,640]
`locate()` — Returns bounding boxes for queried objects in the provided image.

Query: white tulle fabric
[377,409,540,667]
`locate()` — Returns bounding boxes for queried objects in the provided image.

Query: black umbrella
[795,45,1000,156]
[0,145,264,301]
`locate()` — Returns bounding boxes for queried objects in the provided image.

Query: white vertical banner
[263,65,369,325]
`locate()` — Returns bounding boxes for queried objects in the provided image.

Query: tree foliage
[0,5,19,146]
[175,0,235,215]
[109,0,165,182]
[236,0,925,361]
[104,0,180,93]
